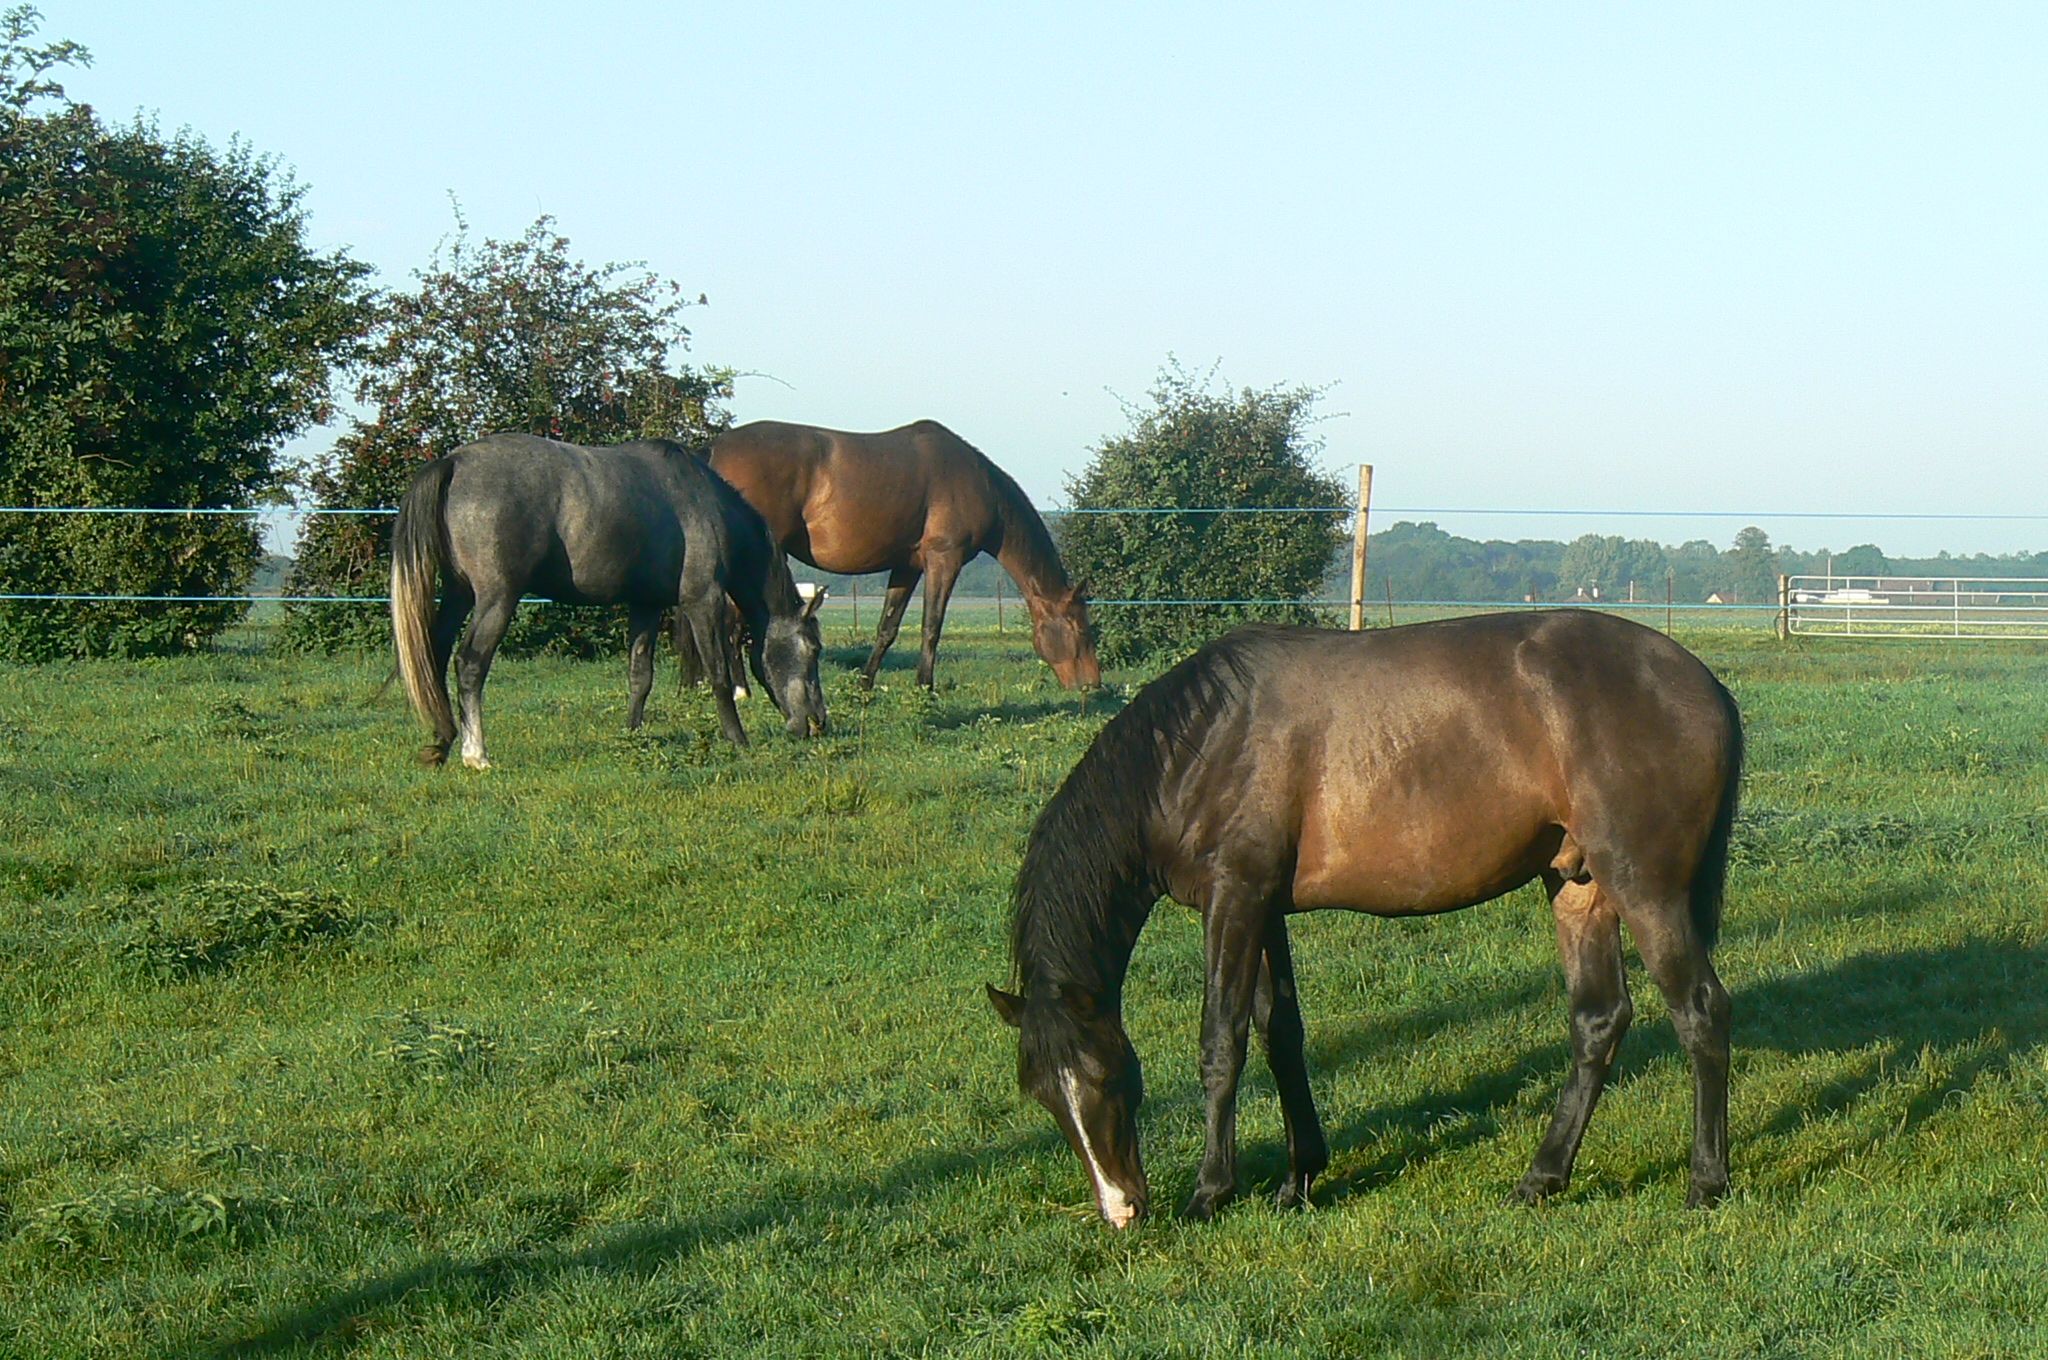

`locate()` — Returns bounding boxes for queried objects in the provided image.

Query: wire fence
[6,503,2048,617]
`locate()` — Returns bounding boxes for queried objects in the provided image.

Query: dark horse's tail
[1690,680,1745,952]
[390,458,456,765]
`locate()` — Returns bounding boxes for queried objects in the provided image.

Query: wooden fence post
[1776,573,1791,640]
[1348,463,1374,630]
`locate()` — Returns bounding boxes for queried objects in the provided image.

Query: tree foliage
[1353,521,1562,604]
[1726,525,1781,606]
[281,215,733,653]
[1055,363,1347,664]
[0,9,371,658]
[1558,534,1671,600]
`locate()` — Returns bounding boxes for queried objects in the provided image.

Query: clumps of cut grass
[375,1010,498,1081]
[208,697,285,759]
[20,1183,288,1256]
[120,879,367,978]
[1730,807,2048,870]
[612,725,733,772]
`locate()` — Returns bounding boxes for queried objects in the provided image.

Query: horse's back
[709,419,996,573]
[439,433,700,604]
[1165,615,1737,915]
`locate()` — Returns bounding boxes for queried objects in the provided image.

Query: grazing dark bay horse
[988,611,1742,1226]
[705,420,1101,690]
[390,433,828,767]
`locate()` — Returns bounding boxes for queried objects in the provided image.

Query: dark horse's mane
[973,444,1069,590]
[670,440,801,616]
[1009,632,1258,1033]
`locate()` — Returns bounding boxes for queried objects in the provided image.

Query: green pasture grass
[2,619,2046,1357]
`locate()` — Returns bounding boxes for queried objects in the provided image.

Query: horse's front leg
[1255,912,1328,1209]
[683,595,749,747]
[1186,893,1270,1221]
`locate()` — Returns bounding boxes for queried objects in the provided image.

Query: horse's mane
[962,436,1071,593]
[671,440,800,615]
[1009,634,1257,1026]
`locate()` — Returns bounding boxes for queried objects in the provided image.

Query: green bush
[1056,362,1349,664]
[280,215,731,656]
[0,11,370,659]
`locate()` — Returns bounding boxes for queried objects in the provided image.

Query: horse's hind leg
[859,568,920,688]
[421,585,472,762]
[1515,872,1632,1204]
[1254,913,1328,1209]
[453,592,516,770]
[626,603,661,731]
[1624,901,1732,1207]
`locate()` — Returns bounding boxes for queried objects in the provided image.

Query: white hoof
[463,753,492,770]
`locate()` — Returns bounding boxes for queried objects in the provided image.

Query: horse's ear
[1068,579,1090,604]
[986,984,1024,1028]
[802,587,828,620]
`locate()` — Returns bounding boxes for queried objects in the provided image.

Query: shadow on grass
[203,1124,1067,1358]
[1247,888,2046,1206]
[205,910,2046,1354]
[924,693,1118,730]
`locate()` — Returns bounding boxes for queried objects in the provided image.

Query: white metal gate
[1786,576,2048,639]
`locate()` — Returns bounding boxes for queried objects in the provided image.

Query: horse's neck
[992,490,1069,602]
[726,516,795,629]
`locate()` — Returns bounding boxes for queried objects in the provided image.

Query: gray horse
[389,433,828,767]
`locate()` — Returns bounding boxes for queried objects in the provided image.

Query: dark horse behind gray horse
[989,611,1742,1226]
[390,433,828,767]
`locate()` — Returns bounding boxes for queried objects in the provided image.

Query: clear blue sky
[54,1,2048,556]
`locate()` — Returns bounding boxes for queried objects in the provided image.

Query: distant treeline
[1339,522,2048,606]
[257,523,2048,610]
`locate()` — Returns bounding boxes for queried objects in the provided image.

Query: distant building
[1705,588,1738,605]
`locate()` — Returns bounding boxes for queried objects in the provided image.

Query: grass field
[3,617,2046,1358]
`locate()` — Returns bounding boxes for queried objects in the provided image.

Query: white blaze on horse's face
[1061,1067,1140,1228]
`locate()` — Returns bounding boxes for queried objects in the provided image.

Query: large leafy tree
[1725,525,1782,607]
[1558,534,1670,601]
[281,215,733,653]
[0,7,372,658]
[1057,362,1347,664]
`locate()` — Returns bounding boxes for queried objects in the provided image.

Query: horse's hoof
[1180,1188,1234,1222]
[417,744,449,767]
[1509,1172,1565,1206]
[462,754,492,771]
[1274,1174,1315,1211]
[1687,1178,1729,1209]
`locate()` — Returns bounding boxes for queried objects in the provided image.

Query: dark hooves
[1508,1173,1566,1206]
[1180,1188,1235,1222]
[1274,1175,1316,1211]
[417,743,450,767]
[1687,1179,1729,1209]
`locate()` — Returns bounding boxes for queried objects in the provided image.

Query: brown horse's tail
[1690,681,1745,952]
[390,459,456,761]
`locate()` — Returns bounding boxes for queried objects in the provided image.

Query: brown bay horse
[705,420,1101,690]
[988,611,1742,1225]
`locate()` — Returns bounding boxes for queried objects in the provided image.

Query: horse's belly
[1289,792,1558,914]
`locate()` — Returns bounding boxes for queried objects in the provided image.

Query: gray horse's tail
[390,458,456,763]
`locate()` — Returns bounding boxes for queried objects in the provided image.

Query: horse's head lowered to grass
[988,982,1148,1227]
[1028,583,1101,691]
[750,585,829,738]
